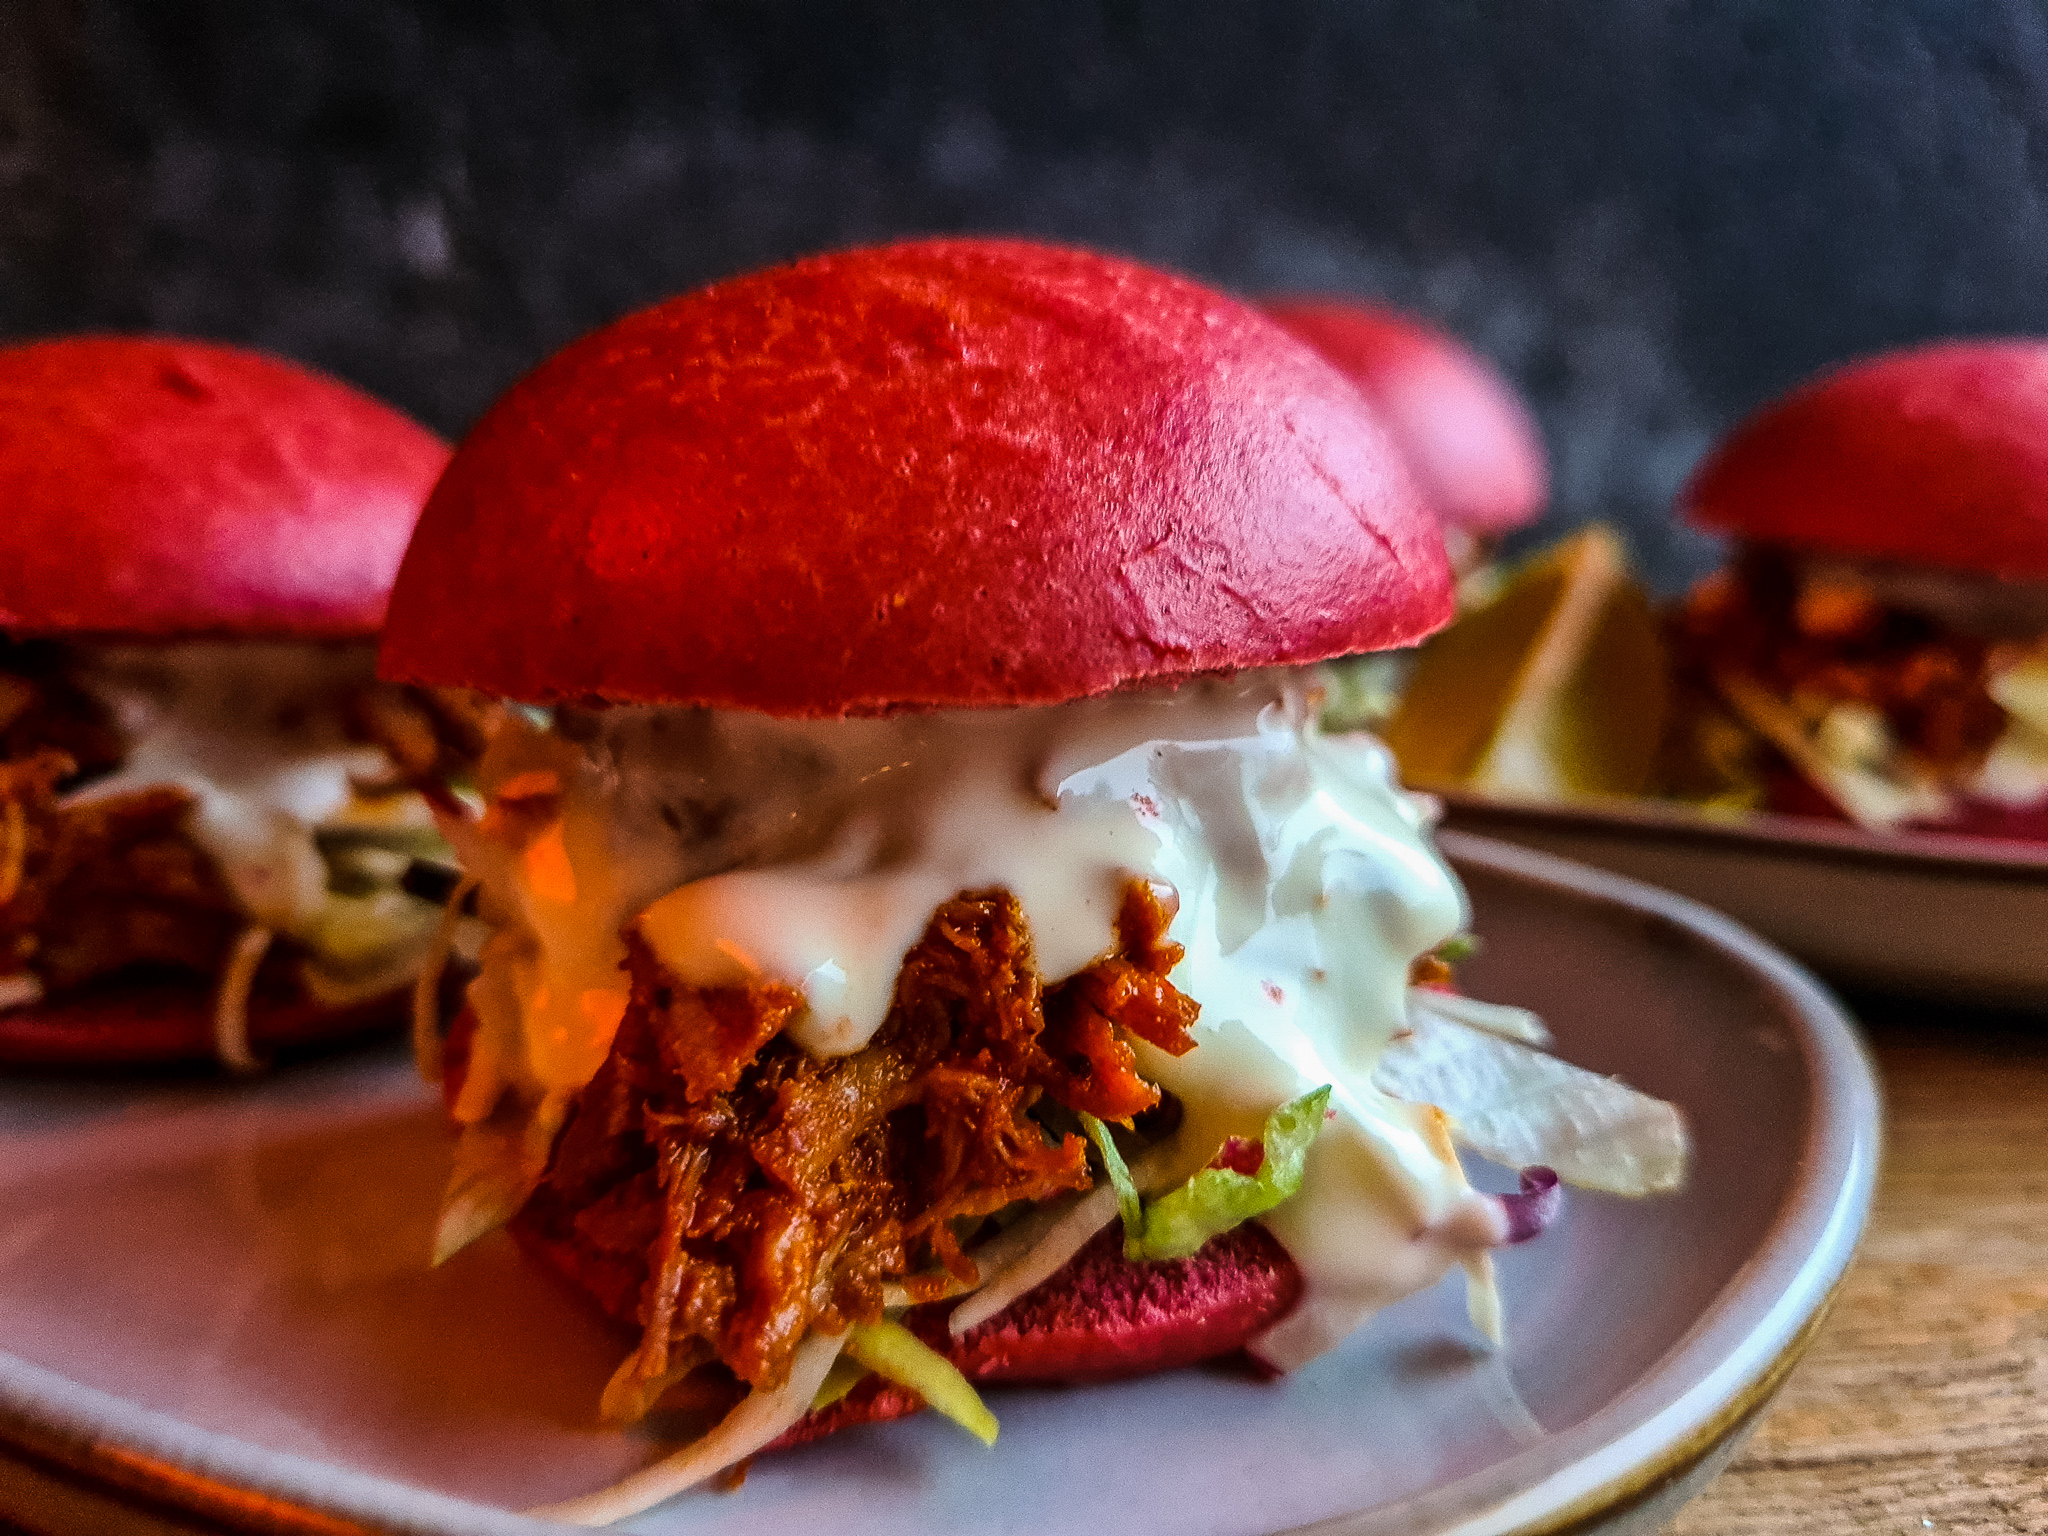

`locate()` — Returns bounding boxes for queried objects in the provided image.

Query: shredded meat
[524,882,1199,1395]
[0,645,126,781]
[0,748,248,989]
[1037,881,1198,1122]
[1670,551,2009,775]
[352,684,505,803]
[645,980,807,1103]
[0,648,240,995]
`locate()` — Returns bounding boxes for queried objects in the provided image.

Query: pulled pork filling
[520,882,1195,1397]
[0,655,243,995]
[0,640,466,1030]
[425,687,1689,1520]
[432,684,1540,1388]
[0,749,243,990]
[1672,550,2008,775]
[1664,547,2048,826]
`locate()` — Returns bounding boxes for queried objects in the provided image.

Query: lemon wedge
[1383,526,1670,798]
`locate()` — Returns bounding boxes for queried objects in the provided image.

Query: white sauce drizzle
[459,670,1505,1370]
[42,643,441,1022]
[70,643,391,927]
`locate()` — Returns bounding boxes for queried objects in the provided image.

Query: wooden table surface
[1668,992,2048,1535]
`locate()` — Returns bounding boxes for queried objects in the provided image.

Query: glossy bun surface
[383,239,1451,713]
[1684,339,2048,579]
[1261,298,1546,537]
[0,337,448,639]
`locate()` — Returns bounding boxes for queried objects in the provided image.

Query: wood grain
[1669,1002,2048,1534]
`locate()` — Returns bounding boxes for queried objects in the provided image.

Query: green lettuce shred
[1132,1086,1333,1262]
[1079,1112,1146,1257]
[844,1319,999,1447]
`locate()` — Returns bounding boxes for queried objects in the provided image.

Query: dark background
[7,0,2048,588]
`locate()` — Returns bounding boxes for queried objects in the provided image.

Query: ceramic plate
[0,834,1879,1536]
[1440,790,2048,1004]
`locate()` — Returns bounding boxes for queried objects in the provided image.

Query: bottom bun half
[440,1005,1304,1449]
[0,979,420,1066]
[513,1204,1301,1451]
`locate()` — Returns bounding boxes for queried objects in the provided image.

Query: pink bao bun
[1682,339,2048,581]
[1260,298,1546,538]
[380,238,1454,715]
[0,336,450,639]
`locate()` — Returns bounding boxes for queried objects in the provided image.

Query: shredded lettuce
[1318,652,1408,732]
[844,1319,999,1447]
[298,818,453,1005]
[944,1186,1119,1337]
[1462,1251,1504,1347]
[1079,1088,1333,1266]
[1407,986,1552,1048]
[530,1331,844,1525]
[1138,1086,1331,1261]
[600,1340,710,1426]
[1376,1009,1686,1196]
[433,1090,570,1264]
[1079,1112,1145,1256]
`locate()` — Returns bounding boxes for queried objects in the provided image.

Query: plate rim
[1341,831,1883,1536]
[1438,785,2048,881]
[0,833,1883,1536]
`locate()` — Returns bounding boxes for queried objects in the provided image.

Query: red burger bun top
[1260,298,1547,538]
[380,238,1453,715]
[1683,340,2048,581]
[0,337,449,640]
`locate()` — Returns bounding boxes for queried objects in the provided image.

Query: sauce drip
[458,670,1504,1367]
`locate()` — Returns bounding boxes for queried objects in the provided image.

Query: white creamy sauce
[1065,723,1504,1369]
[460,671,1507,1368]
[53,642,439,1002]
[73,644,386,930]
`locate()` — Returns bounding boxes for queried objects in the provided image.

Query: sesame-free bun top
[1260,298,1547,537]
[1683,340,2048,580]
[0,337,449,639]
[381,238,1452,715]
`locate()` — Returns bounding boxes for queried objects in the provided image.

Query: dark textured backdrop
[7,1,2048,588]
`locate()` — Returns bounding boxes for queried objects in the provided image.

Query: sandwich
[0,336,470,1068]
[379,239,1685,1523]
[1377,341,2048,839]
[1671,339,2048,834]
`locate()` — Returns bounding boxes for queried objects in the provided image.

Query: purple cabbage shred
[1497,1166,1563,1244]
